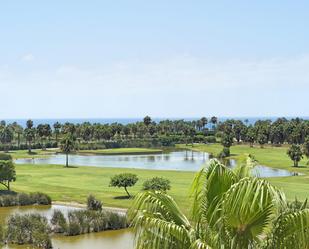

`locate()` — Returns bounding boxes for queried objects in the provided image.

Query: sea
[3,117,309,128]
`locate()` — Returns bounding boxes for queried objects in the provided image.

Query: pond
[0,205,133,249]
[15,150,296,178]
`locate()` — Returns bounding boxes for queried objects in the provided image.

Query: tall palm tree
[60,134,76,167]
[130,157,309,249]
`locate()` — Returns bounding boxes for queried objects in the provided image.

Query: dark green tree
[0,160,16,190]
[0,126,14,152]
[110,173,138,197]
[303,136,309,161]
[287,144,303,167]
[53,122,62,145]
[143,116,152,126]
[60,134,77,167]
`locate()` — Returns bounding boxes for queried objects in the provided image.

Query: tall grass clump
[87,194,102,211]
[50,210,67,233]
[51,209,128,236]
[0,192,51,207]
[6,214,52,249]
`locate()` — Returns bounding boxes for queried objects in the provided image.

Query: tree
[287,144,303,167]
[245,126,256,147]
[110,173,138,197]
[130,158,309,249]
[303,136,309,160]
[210,116,218,126]
[221,132,233,148]
[10,122,23,148]
[143,116,152,126]
[200,117,208,129]
[0,160,16,190]
[37,124,52,150]
[0,126,14,152]
[60,134,77,167]
[257,131,268,148]
[143,177,171,192]
[24,127,36,153]
[53,122,61,145]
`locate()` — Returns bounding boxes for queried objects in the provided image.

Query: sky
[0,0,309,119]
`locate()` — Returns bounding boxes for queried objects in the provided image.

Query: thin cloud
[21,53,35,62]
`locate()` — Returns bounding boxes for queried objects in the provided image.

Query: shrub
[218,147,230,158]
[51,210,67,233]
[87,195,102,211]
[0,153,12,161]
[0,226,3,245]
[53,209,128,236]
[29,192,52,205]
[6,213,52,248]
[204,136,216,143]
[106,211,127,230]
[0,192,51,207]
[17,193,32,206]
[143,177,171,192]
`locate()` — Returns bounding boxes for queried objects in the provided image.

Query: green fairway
[177,143,309,201]
[7,149,58,159]
[5,143,309,211]
[9,164,194,211]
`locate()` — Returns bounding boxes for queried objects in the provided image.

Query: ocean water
[3,116,309,128]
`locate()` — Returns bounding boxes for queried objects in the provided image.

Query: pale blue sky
[1,1,308,118]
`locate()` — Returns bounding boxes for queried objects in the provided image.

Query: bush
[62,209,127,235]
[18,193,33,206]
[6,214,52,248]
[0,192,51,207]
[29,192,52,205]
[87,195,102,211]
[143,177,171,192]
[218,147,230,158]
[51,210,67,233]
[0,225,3,244]
[0,153,12,161]
[204,136,216,143]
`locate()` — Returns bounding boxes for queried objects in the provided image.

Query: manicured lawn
[9,164,194,211]
[7,149,58,159]
[177,143,309,201]
[78,148,163,155]
[5,144,309,211]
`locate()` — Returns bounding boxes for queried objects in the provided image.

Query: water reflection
[15,150,297,177]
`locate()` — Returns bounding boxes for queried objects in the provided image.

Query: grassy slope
[177,143,309,201]
[10,164,194,211]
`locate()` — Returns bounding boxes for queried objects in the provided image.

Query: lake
[0,205,133,249]
[15,150,296,177]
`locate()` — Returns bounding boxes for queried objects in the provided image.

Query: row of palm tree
[129,156,309,249]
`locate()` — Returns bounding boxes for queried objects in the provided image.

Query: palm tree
[0,126,14,152]
[53,121,62,145]
[130,157,309,249]
[60,134,76,167]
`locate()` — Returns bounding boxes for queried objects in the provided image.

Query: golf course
[6,143,309,213]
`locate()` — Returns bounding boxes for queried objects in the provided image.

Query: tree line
[0,116,218,151]
[0,116,308,152]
